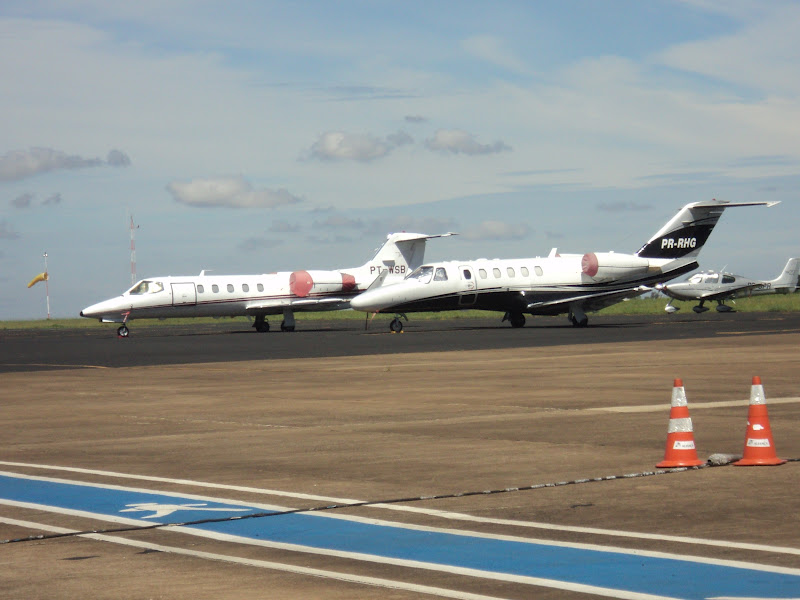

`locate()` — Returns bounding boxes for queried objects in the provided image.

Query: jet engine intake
[581,252,651,282]
[289,270,356,297]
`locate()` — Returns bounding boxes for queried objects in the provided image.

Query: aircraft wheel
[253,316,270,332]
[280,321,295,332]
[508,312,526,328]
[389,318,403,333]
[571,316,588,327]
[117,325,130,338]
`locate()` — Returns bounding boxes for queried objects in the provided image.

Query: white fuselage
[80,231,446,328]
[351,252,674,316]
[81,266,392,323]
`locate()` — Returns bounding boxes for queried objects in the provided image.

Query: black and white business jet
[350,200,777,331]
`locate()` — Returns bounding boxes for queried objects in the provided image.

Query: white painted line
[588,397,800,413]
[0,517,511,600]
[2,461,799,560]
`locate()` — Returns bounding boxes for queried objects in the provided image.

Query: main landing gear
[694,300,735,313]
[253,315,270,332]
[568,306,589,327]
[502,312,526,328]
[253,309,297,333]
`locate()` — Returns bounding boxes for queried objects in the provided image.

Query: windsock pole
[43,252,50,320]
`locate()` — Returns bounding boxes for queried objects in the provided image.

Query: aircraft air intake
[581,252,651,282]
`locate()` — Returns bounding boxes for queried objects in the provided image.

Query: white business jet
[350,200,777,331]
[659,257,799,314]
[80,232,452,337]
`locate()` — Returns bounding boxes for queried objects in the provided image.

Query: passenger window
[521,267,529,277]
[462,269,472,280]
[535,266,543,276]
[493,268,501,278]
[479,269,487,279]
[227,284,234,293]
[212,284,219,293]
[507,267,515,277]
[722,275,735,284]
[257,283,264,292]
[434,268,448,281]
[243,284,250,292]
[197,285,205,294]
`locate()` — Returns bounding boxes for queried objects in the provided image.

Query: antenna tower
[129,214,139,285]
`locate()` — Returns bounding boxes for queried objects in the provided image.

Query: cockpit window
[434,267,448,281]
[406,266,434,283]
[128,280,164,295]
[688,274,703,284]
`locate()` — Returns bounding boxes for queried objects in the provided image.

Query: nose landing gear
[389,313,408,333]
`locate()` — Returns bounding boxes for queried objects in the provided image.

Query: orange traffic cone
[656,379,705,468]
[733,376,786,466]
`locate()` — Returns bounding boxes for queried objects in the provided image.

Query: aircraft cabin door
[171,282,197,306]
[458,265,477,306]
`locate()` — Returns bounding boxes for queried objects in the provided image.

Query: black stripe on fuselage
[380,261,698,315]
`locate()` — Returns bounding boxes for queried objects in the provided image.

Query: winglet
[365,268,391,291]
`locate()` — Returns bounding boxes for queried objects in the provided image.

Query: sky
[1,0,799,320]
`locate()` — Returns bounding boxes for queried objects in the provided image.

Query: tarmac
[1,313,799,599]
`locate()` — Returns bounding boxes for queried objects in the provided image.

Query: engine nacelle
[289,270,356,297]
[581,252,651,282]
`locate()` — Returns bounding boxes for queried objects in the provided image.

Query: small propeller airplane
[658,257,800,313]
[349,199,778,331]
[80,232,453,337]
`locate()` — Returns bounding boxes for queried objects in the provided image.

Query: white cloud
[0,219,20,240]
[307,131,392,162]
[43,193,63,206]
[657,4,800,96]
[269,220,301,233]
[462,35,530,75]
[239,236,283,252]
[0,147,101,181]
[166,176,302,209]
[0,147,130,182]
[425,129,511,156]
[12,193,34,209]
[106,149,131,167]
[462,221,531,241]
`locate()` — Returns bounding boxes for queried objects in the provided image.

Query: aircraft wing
[526,286,651,313]
[245,297,350,313]
[691,283,764,301]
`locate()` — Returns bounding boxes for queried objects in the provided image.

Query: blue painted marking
[2,473,799,599]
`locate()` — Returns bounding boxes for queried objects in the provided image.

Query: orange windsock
[656,379,705,468]
[733,376,786,466]
[27,272,48,288]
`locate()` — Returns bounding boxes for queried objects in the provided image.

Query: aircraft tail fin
[636,200,778,262]
[769,258,800,292]
[365,232,456,280]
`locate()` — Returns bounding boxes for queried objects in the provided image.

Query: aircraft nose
[80,297,121,319]
[351,289,393,312]
[350,292,376,311]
